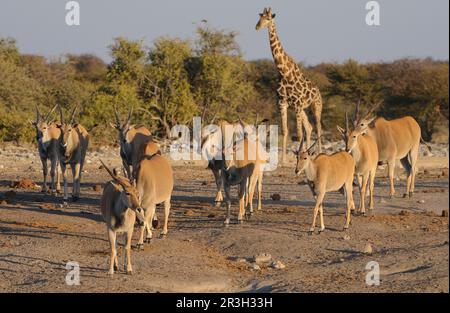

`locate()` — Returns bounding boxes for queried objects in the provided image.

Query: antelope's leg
[257,170,263,211]
[247,174,258,215]
[409,146,419,196]
[400,156,412,198]
[237,180,246,222]
[369,169,376,210]
[125,230,133,274]
[56,161,61,192]
[212,168,223,204]
[50,158,57,193]
[161,198,171,236]
[344,180,355,230]
[60,162,68,204]
[224,183,232,225]
[356,175,363,213]
[318,203,325,232]
[41,158,48,192]
[309,192,324,234]
[72,163,81,200]
[144,204,156,243]
[360,174,369,215]
[387,159,396,198]
[108,228,117,275]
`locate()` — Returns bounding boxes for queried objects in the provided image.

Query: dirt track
[0,144,448,293]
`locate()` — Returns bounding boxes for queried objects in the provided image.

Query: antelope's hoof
[136,243,144,250]
[308,230,314,236]
[108,272,114,277]
[127,270,133,276]
[159,233,167,239]
[402,193,408,198]
[145,238,152,244]
[343,226,349,231]
[409,192,413,198]
[72,196,80,202]
[214,201,222,208]
[318,228,325,234]
[152,219,159,229]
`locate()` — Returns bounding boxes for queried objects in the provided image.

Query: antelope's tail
[420,137,432,152]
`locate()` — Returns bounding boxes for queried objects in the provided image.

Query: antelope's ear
[29,119,36,126]
[272,14,276,18]
[336,125,345,135]
[55,123,62,128]
[259,13,263,17]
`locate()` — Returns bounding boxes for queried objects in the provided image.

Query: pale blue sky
[0,0,448,64]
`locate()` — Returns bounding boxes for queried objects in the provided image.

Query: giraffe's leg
[297,109,312,149]
[278,99,289,164]
[311,93,323,153]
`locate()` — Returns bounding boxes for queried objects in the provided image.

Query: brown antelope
[337,112,378,215]
[134,144,174,249]
[57,105,89,205]
[110,105,153,180]
[294,137,355,234]
[30,104,61,194]
[353,103,431,198]
[99,160,145,276]
[222,118,268,224]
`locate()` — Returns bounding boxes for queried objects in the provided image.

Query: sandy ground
[0,144,448,293]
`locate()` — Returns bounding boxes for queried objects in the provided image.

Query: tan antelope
[99,160,145,276]
[337,112,378,215]
[110,105,153,180]
[57,105,89,205]
[134,142,174,249]
[222,118,268,224]
[201,119,234,207]
[30,104,61,194]
[294,137,355,234]
[353,103,431,198]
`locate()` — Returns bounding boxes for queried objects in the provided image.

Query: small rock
[0,165,4,169]
[184,209,195,216]
[250,263,261,270]
[236,258,247,263]
[98,165,104,170]
[339,258,345,263]
[343,235,351,241]
[271,260,286,269]
[201,181,208,186]
[442,210,449,218]
[399,210,410,216]
[253,253,272,264]
[93,184,102,192]
[363,243,373,254]
[417,199,425,204]
[271,193,281,201]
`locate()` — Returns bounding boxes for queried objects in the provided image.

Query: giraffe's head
[256,7,276,31]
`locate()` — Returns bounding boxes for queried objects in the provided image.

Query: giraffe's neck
[267,22,288,68]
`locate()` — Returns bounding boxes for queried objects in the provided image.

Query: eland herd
[27,8,432,275]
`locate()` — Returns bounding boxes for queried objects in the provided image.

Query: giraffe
[256,7,323,163]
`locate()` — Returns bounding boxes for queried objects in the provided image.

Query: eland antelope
[337,112,378,215]
[294,137,355,234]
[99,160,145,276]
[57,105,89,205]
[221,118,268,224]
[110,105,152,181]
[30,104,61,194]
[353,103,431,198]
[134,142,174,249]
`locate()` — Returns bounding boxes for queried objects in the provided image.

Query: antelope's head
[256,7,276,31]
[110,105,135,150]
[57,104,79,157]
[100,160,145,222]
[352,100,381,134]
[30,104,57,144]
[294,135,319,176]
